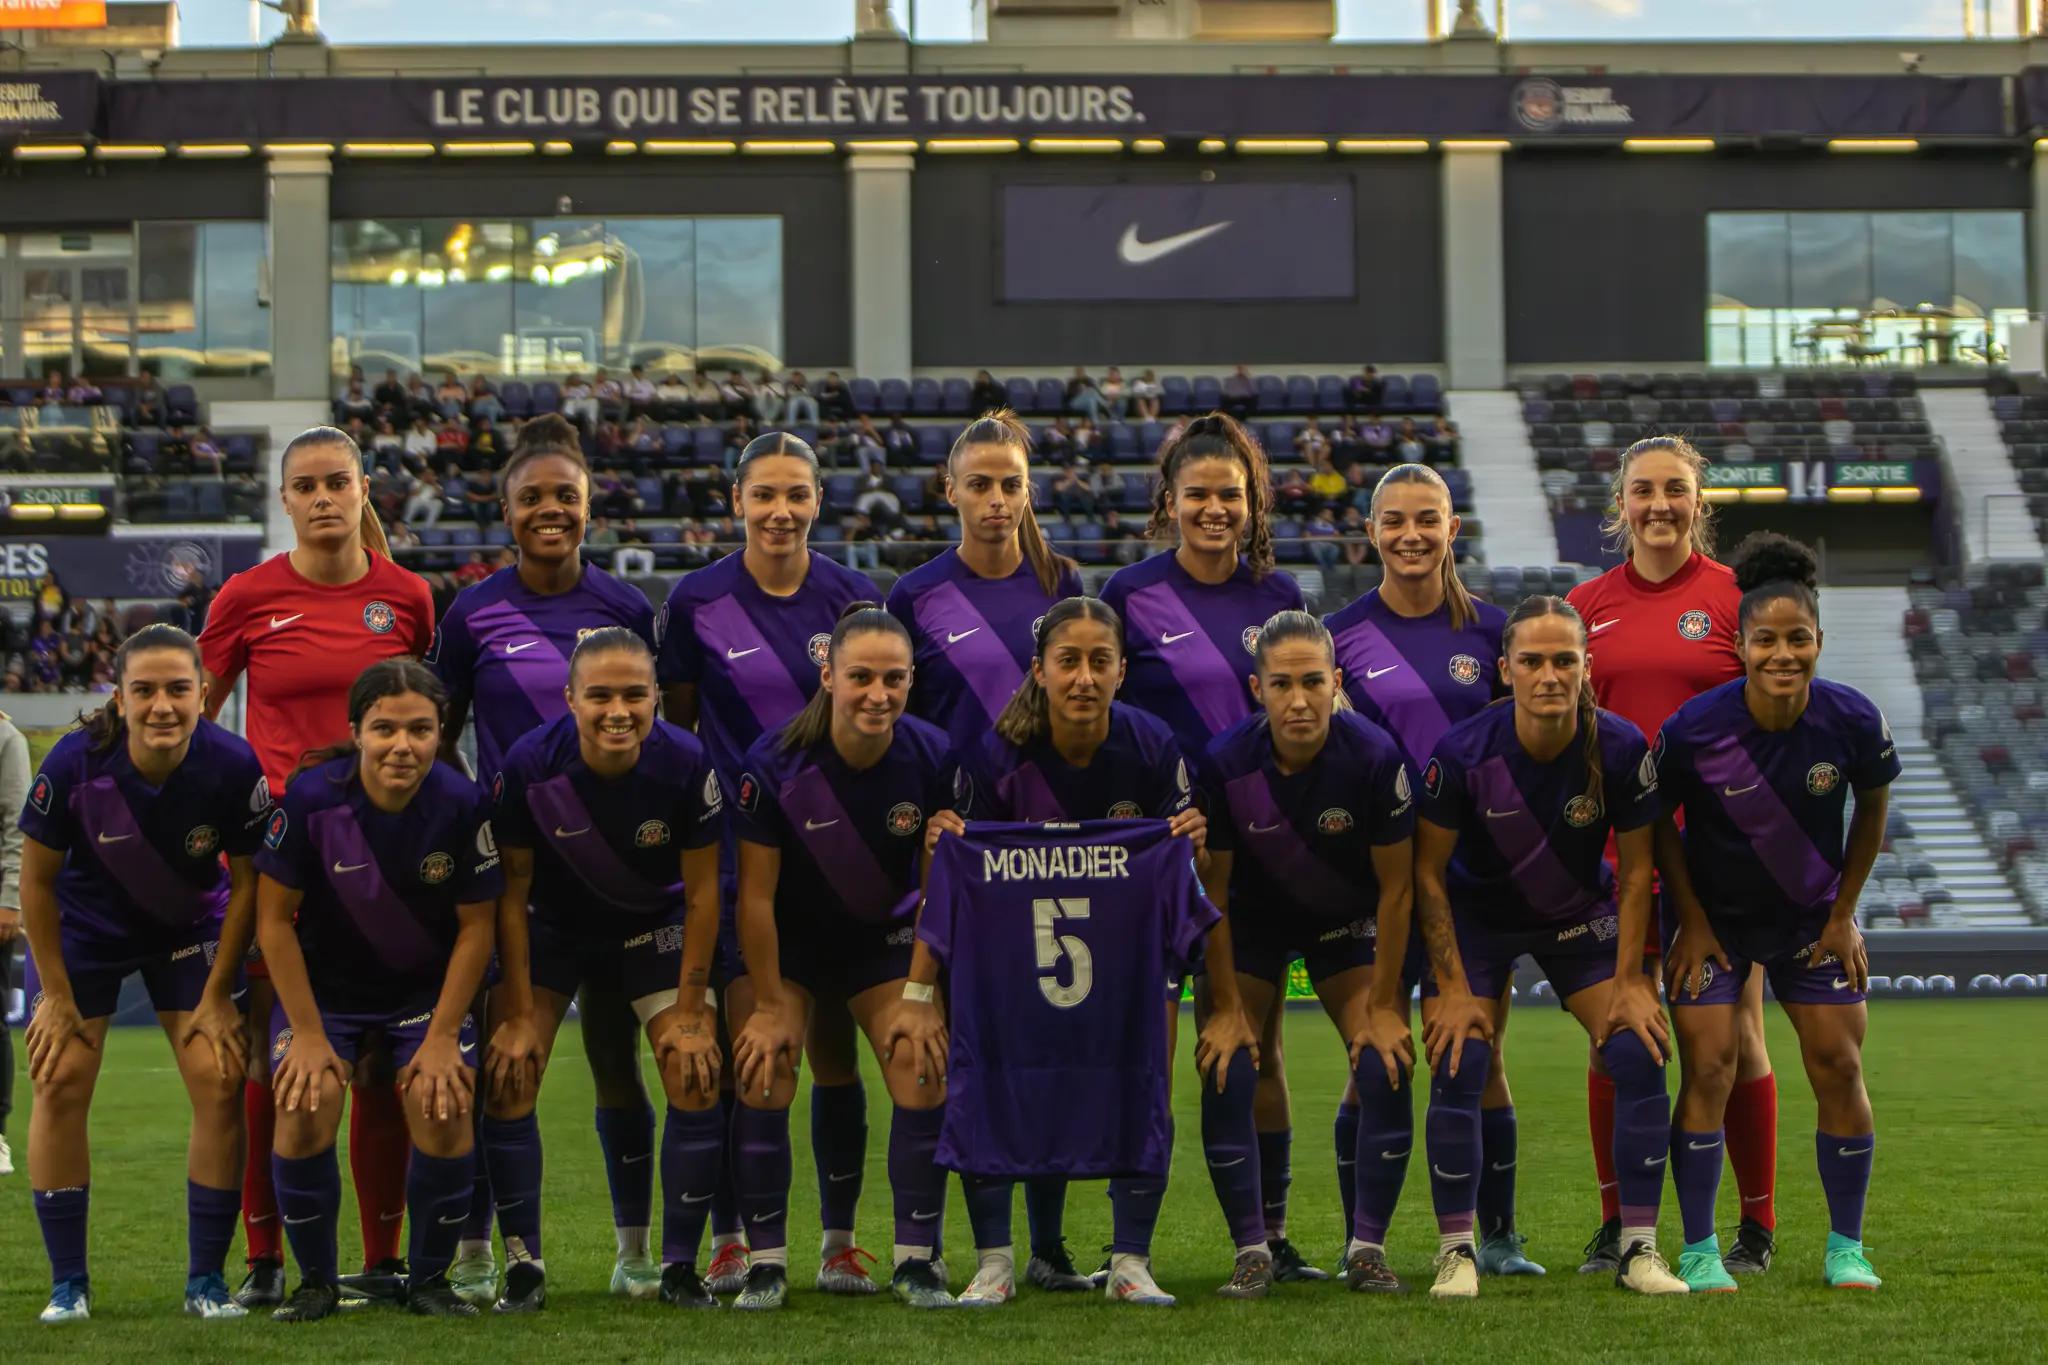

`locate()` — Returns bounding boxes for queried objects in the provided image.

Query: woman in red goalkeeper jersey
[1564,435,1777,1279]
[198,426,435,1306]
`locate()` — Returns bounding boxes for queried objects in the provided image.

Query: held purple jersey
[731,715,950,925]
[887,548,1084,750]
[1200,710,1416,921]
[428,563,656,781]
[953,702,1192,824]
[656,548,875,779]
[1655,677,1900,957]
[255,756,502,1011]
[492,715,724,933]
[1325,591,1508,771]
[1100,552,1304,755]
[920,820,1217,1179]
[19,720,270,942]
[1419,703,1657,931]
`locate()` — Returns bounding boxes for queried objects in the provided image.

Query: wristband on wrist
[902,981,935,1004]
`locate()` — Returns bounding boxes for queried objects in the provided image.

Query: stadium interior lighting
[741,140,837,155]
[1702,487,1743,504]
[5,504,54,520]
[1441,139,1513,152]
[175,144,253,158]
[1623,138,1716,152]
[925,138,1022,153]
[1827,486,1876,503]
[1028,137,1125,153]
[13,144,87,160]
[1197,138,1226,153]
[1828,139,1918,153]
[92,144,168,159]
[846,139,920,153]
[54,504,106,520]
[542,140,573,155]
[1741,486,1791,502]
[1874,486,1924,503]
[342,142,436,158]
[1132,138,1166,153]
[605,140,638,155]
[641,140,738,155]
[441,141,536,156]
[1337,139,1431,153]
[1235,138,1329,154]
[263,143,336,155]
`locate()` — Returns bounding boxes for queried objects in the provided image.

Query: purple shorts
[528,910,685,1012]
[1424,910,1620,1007]
[27,920,234,1021]
[1669,929,1868,1008]
[775,908,913,1004]
[1229,903,1417,993]
[269,997,477,1071]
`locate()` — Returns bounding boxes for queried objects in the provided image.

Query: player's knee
[412,1111,471,1160]
[30,1053,94,1112]
[1598,1030,1663,1095]
[1803,1037,1864,1099]
[273,1103,337,1158]
[484,1091,537,1123]
[1678,1030,1740,1102]
[1430,1040,1492,1106]
[187,1063,243,1116]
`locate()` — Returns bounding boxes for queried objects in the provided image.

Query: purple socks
[406,1149,476,1281]
[594,1102,656,1234]
[1201,1049,1267,1249]
[1673,1129,1725,1245]
[1334,1101,1360,1239]
[187,1180,241,1279]
[1350,1047,1414,1246]
[810,1081,868,1235]
[660,1105,725,1269]
[1023,1177,1069,1258]
[1477,1106,1519,1240]
[34,1185,89,1285]
[1257,1126,1291,1240]
[1816,1130,1874,1241]
[732,1104,791,1253]
[1598,1031,1670,1233]
[481,1113,544,1260]
[712,1093,742,1241]
[963,1175,1015,1251]
[1425,1039,1491,1236]
[272,1149,342,1284]
[888,1104,947,1257]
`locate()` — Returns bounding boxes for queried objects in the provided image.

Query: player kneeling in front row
[481,629,729,1311]
[1657,535,1890,1294]
[22,627,267,1323]
[1413,597,1685,1299]
[256,661,498,1322]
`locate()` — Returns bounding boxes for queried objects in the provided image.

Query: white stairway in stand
[1918,389,2044,563]
[1823,587,2026,924]
[1449,390,1558,568]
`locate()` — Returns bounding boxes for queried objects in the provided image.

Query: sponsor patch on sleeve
[264,808,289,850]
[736,772,758,814]
[27,770,51,815]
[1422,758,1443,799]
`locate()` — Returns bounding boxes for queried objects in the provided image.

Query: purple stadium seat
[1191,376,1223,411]
[194,481,226,519]
[879,379,911,416]
[692,426,726,466]
[1254,376,1286,413]
[1410,374,1442,412]
[1138,420,1165,456]
[918,426,950,464]
[223,434,258,475]
[498,381,532,418]
[1161,376,1192,415]
[891,474,926,510]
[850,378,879,414]
[530,381,562,415]
[485,525,514,547]
[910,378,940,415]
[1119,473,1152,510]
[1006,377,1036,414]
[1285,376,1316,412]
[1036,378,1067,414]
[1380,374,1412,412]
[1262,421,1295,455]
[636,476,663,508]
[824,473,859,510]
[1108,423,1139,462]
[450,524,481,547]
[1316,375,1347,413]
[941,378,971,415]
[165,384,199,425]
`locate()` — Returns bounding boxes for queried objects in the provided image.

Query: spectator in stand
[1304,505,1340,570]
[56,623,89,689]
[595,467,640,521]
[454,551,492,587]
[784,371,819,427]
[403,470,443,526]
[625,415,661,467]
[885,416,918,466]
[373,368,407,413]
[855,471,903,534]
[1087,459,1117,509]
[434,414,470,464]
[468,375,503,427]
[404,371,436,421]
[970,369,1005,413]
[336,376,376,424]
[1427,418,1460,462]
[848,415,885,476]
[612,518,654,576]
[718,367,753,418]
[190,425,225,477]
[752,369,786,424]
[594,419,625,466]
[87,636,115,690]
[1360,414,1394,461]
[1097,366,1128,422]
[1331,416,1365,471]
[1041,418,1074,464]
[1308,450,1346,508]
[1221,363,1256,420]
[435,371,467,421]
[64,375,102,406]
[689,368,723,420]
[1348,363,1383,414]
[31,571,68,632]
[562,372,600,433]
[1340,505,1372,566]
[654,372,691,422]
[1099,507,1143,566]
[1296,418,1330,464]
[1394,417,1425,462]
[467,424,499,470]
[371,418,404,467]
[841,510,880,571]
[1129,369,1163,423]
[1342,459,1373,512]
[623,365,658,417]
[1052,463,1094,517]
[593,366,626,422]
[464,464,500,527]
[585,515,620,553]
[1274,465,1313,515]
[35,370,64,406]
[160,423,193,476]
[27,619,61,691]
[817,370,855,421]
[133,371,166,427]
[1071,418,1100,460]
[726,414,758,476]
[1066,365,1102,422]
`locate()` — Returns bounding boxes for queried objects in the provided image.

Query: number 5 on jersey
[1034,897,1092,1007]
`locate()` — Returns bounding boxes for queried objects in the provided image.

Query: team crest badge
[1241,626,1261,655]
[636,820,672,847]
[887,802,923,837]
[27,772,50,814]
[1423,758,1443,798]
[272,1027,293,1063]
[264,809,289,849]
[807,633,832,667]
[1677,610,1711,640]
[1318,808,1354,834]
[1175,758,1190,794]
[420,852,454,884]
[1564,795,1602,828]
[1108,800,1143,819]
[1448,654,1482,686]
[184,826,219,858]
[1807,762,1841,796]
[363,600,397,634]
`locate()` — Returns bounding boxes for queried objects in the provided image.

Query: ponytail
[1147,412,1276,578]
[777,601,911,754]
[1502,595,1602,815]
[72,623,204,755]
[993,595,1123,747]
[950,409,1076,597]
[1368,463,1476,631]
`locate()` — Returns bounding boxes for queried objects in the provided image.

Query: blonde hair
[948,409,1076,597]
[1601,436,1716,560]
[1368,463,1477,631]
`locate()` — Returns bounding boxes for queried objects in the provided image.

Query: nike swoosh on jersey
[1161,630,1196,645]
[1643,1154,1667,1166]
[681,1192,713,1204]
[1249,821,1283,833]
[438,1212,469,1225]
[726,646,762,660]
[1117,221,1233,265]
[805,818,839,830]
[827,1171,859,1182]
[1723,784,1759,796]
[554,826,589,838]
[1831,978,1851,990]
[1589,618,1621,633]
[332,861,369,873]
[1687,1140,1721,1151]
[459,1040,476,1054]
[946,628,980,644]
[1485,808,1520,818]
[1365,664,1400,679]
[270,613,305,629]
[96,832,132,843]
[1381,1149,1411,1161]
[504,641,541,654]
[1209,1157,1245,1168]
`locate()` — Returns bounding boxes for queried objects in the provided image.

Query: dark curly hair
[1144,412,1275,579]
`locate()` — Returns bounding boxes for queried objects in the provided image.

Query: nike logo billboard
[1117,221,1233,264]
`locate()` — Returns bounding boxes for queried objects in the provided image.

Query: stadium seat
[499,381,532,418]
[1192,376,1222,411]
[1285,375,1316,412]
[1161,375,1192,415]
[1005,377,1036,414]
[1255,376,1286,414]
[891,474,926,511]
[1380,374,1412,412]
[1036,378,1066,415]
[531,381,562,415]
[941,377,971,415]
[165,385,199,425]
[917,426,950,464]
[879,379,912,416]
[1316,375,1347,413]
[910,378,940,415]
[850,378,879,414]
[692,426,726,466]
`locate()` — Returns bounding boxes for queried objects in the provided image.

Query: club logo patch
[1108,800,1144,819]
[264,809,289,849]
[1807,762,1841,796]
[952,767,973,808]
[1448,654,1482,686]
[363,600,397,634]
[807,633,832,667]
[887,802,923,837]
[1677,610,1711,640]
[1318,807,1354,834]
[27,772,50,815]
[1241,626,1261,656]
[1590,914,1619,942]
[1564,795,1602,827]
[272,1027,293,1063]
[636,819,672,847]
[420,851,454,884]
[184,825,220,858]
[1637,751,1659,794]
[655,923,685,953]
[1423,758,1443,798]
[203,939,219,967]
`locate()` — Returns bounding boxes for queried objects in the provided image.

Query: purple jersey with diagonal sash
[1100,552,1304,756]
[655,548,875,782]
[919,820,1218,1179]
[953,702,1191,825]
[1200,710,1416,921]
[731,715,950,925]
[428,563,656,781]
[1419,703,1657,932]
[255,756,502,1011]
[492,714,723,934]
[1655,677,1900,959]
[887,548,1084,751]
[1325,591,1508,771]
[19,721,270,943]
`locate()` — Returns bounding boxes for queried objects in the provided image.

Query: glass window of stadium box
[1707,210,2027,369]
[330,216,782,379]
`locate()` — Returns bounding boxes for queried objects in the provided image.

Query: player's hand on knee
[275,1033,350,1113]
[881,999,948,1088]
[656,1007,723,1099]
[401,1032,473,1122]
[485,1010,543,1109]
[1194,1006,1258,1093]
[1666,922,1731,1002]
[1422,987,1492,1074]
[182,987,250,1084]
[1602,974,1670,1066]
[1817,915,1868,994]
[26,992,93,1085]
[734,1006,800,1100]
[1349,1002,1415,1089]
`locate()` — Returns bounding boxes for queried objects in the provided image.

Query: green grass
[5,1001,2043,1362]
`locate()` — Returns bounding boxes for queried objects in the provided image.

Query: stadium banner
[0,71,97,135]
[1001,182,1355,302]
[0,533,259,599]
[0,1,105,29]
[74,73,2015,144]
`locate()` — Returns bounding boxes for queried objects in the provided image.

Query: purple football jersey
[953,702,1191,824]
[887,548,1084,751]
[1325,591,1508,771]
[919,820,1218,1179]
[1656,677,1900,958]
[256,756,502,1010]
[1419,703,1657,931]
[493,715,723,934]
[428,563,656,781]
[655,548,875,781]
[1100,552,1304,756]
[1200,710,1416,920]
[19,720,270,943]
[731,715,950,925]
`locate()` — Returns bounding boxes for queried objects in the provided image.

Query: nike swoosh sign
[621,1152,652,1164]
[1249,822,1283,834]
[96,832,132,844]
[1118,221,1233,265]
[504,641,540,654]
[270,613,304,629]
[1161,630,1195,645]
[554,826,589,838]
[946,628,980,644]
[333,861,368,873]
[1589,619,1620,633]
[1432,1165,1469,1180]
[726,646,761,660]
[805,818,839,831]
[1209,1157,1245,1168]
[1723,784,1759,796]
[1485,808,1520,819]
[682,1192,713,1203]
[1687,1141,1720,1151]
[1365,665,1400,679]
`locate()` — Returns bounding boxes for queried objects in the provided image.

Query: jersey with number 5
[918,820,1218,1180]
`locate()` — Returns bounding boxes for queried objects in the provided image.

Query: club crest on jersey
[807,632,832,667]
[1448,654,1482,686]
[887,802,923,837]
[27,772,50,814]
[1677,609,1711,640]
[419,851,454,884]
[184,825,220,858]
[1423,758,1443,798]
[363,600,397,634]
[636,819,672,847]
[1318,807,1354,834]
[1241,626,1261,655]
[1108,800,1144,819]
[1807,762,1841,796]
[272,1027,293,1063]
[264,809,288,849]
[1564,795,1602,828]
